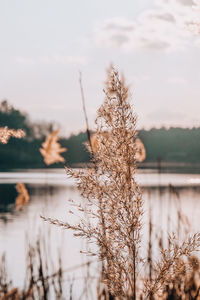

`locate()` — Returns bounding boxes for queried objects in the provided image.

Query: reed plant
[0,235,64,300]
[43,66,200,299]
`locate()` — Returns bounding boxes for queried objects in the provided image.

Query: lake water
[0,168,200,298]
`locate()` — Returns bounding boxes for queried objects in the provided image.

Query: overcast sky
[0,0,200,136]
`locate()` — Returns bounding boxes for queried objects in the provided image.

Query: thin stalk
[148,203,153,300]
[79,74,109,293]
[79,72,92,150]
[118,88,137,300]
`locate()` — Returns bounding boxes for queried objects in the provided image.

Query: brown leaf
[15,183,30,210]
[40,130,67,165]
[0,127,26,144]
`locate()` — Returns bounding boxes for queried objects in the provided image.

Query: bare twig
[79,72,92,150]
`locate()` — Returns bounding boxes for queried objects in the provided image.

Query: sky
[0,0,200,136]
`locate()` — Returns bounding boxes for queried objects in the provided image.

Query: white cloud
[16,57,36,65]
[94,0,200,52]
[16,55,89,66]
[168,76,187,84]
[155,0,197,8]
[40,55,89,65]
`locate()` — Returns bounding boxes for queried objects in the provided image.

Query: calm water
[0,168,200,298]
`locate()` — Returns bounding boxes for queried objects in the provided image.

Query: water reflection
[0,169,200,298]
[0,184,17,213]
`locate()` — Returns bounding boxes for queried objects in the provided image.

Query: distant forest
[0,100,200,169]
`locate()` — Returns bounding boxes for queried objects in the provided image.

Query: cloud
[168,76,187,84]
[177,0,195,6]
[16,55,89,66]
[41,55,89,65]
[155,0,197,8]
[94,0,200,52]
[94,18,135,49]
[16,57,36,65]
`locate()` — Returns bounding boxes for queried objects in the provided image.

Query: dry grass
[0,236,63,300]
[0,127,25,144]
[90,133,146,163]
[0,66,198,299]
[144,233,200,298]
[42,66,200,299]
[42,66,144,299]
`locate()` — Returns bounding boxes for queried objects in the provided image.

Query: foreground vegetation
[42,66,200,299]
[1,67,200,299]
[1,229,200,299]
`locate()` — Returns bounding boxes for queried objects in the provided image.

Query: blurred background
[0,0,200,299]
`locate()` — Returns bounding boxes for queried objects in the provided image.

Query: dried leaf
[15,182,30,210]
[135,138,146,162]
[40,130,67,165]
[0,127,26,144]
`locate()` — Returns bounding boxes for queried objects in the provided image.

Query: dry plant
[0,253,22,299]
[40,130,67,165]
[144,186,200,300]
[0,253,12,297]
[0,126,25,144]
[43,66,143,299]
[42,66,200,299]
[0,235,64,300]
[90,133,146,163]
[161,255,200,299]
[15,182,30,210]
[79,72,92,151]
[144,233,200,298]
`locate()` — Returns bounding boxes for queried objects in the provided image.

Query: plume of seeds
[15,182,30,210]
[144,233,200,298]
[40,130,67,166]
[43,66,143,299]
[0,127,26,144]
[43,66,200,299]
[90,134,146,162]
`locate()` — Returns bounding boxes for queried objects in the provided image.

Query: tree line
[0,100,199,169]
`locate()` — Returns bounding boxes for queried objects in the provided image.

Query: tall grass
[42,66,200,299]
[0,235,63,300]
